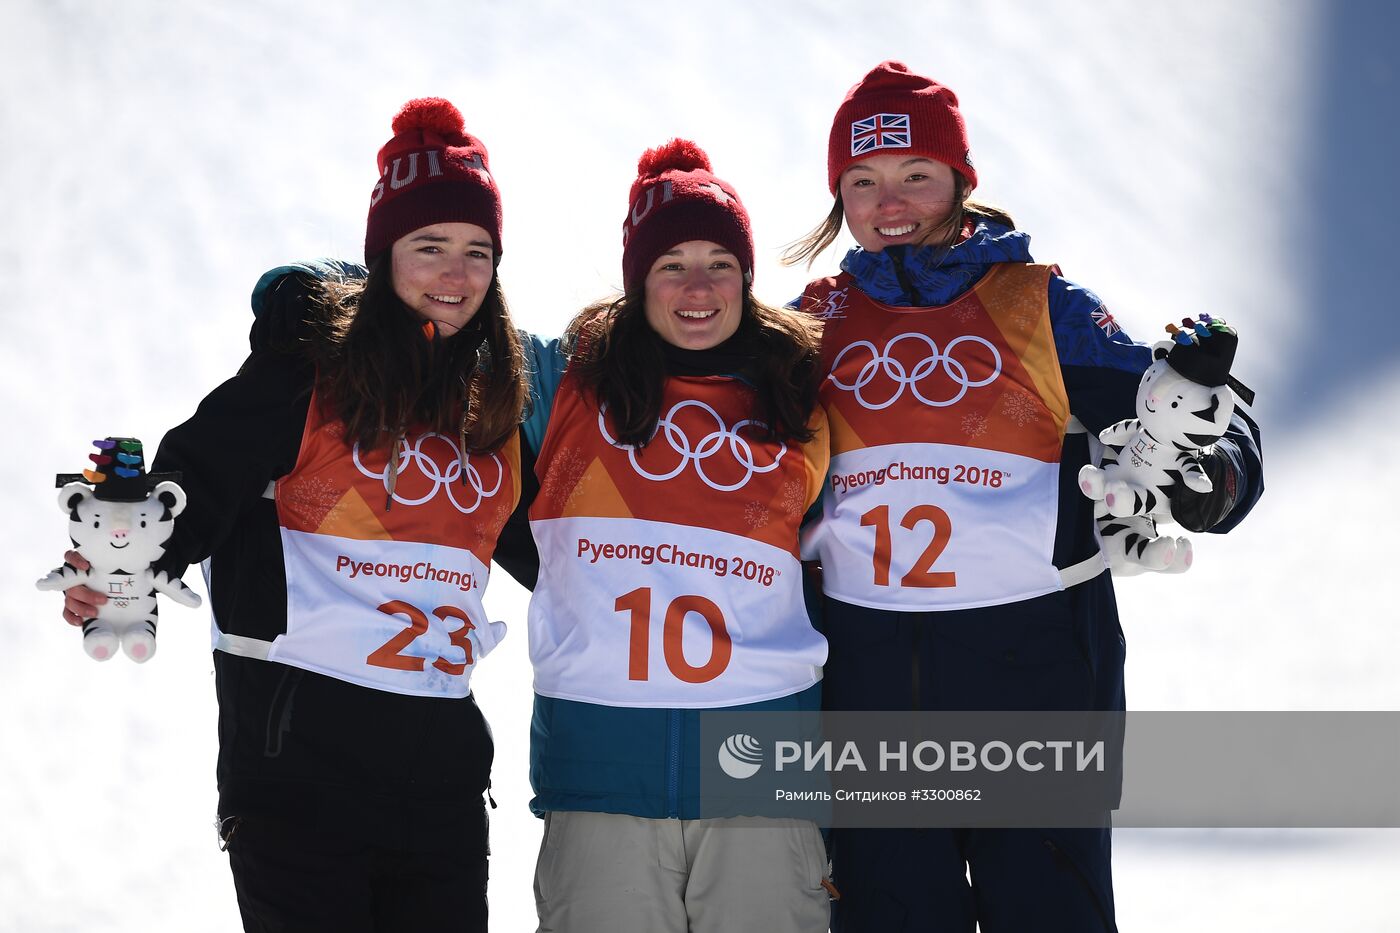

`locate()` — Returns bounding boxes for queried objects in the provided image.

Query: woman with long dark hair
[522,140,833,933]
[58,98,529,932]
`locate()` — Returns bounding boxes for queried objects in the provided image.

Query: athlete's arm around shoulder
[520,332,568,458]
[486,331,567,592]
[250,259,366,315]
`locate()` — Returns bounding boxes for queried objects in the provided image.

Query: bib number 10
[615,587,732,684]
[860,504,957,588]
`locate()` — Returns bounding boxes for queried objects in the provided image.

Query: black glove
[1168,449,1239,533]
[248,273,321,354]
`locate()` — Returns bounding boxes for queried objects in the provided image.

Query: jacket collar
[839,219,1033,307]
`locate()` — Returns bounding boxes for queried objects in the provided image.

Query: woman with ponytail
[789,62,1266,932]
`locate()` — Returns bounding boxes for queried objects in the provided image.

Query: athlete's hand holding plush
[36,437,202,662]
[1080,317,1250,574]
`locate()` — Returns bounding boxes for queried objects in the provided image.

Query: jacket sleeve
[248,259,367,354]
[521,333,568,454]
[1050,274,1264,533]
[485,332,567,592]
[149,351,314,580]
[1049,275,1152,435]
[1170,406,1263,534]
[249,258,367,316]
[490,426,541,591]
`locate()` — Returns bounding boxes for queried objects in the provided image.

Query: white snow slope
[2,1,1397,930]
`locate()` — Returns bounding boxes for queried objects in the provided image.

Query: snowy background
[2,0,1397,929]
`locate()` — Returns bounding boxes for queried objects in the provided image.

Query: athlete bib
[529,371,829,708]
[216,390,520,698]
[801,264,1078,610]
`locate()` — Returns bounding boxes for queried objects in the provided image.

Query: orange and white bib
[801,264,1084,611]
[528,371,828,708]
[216,390,520,698]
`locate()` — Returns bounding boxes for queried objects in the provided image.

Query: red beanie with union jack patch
[828,61,977,195]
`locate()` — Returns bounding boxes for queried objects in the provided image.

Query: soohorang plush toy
[1079,316,1247,575]
[36,437,201,662]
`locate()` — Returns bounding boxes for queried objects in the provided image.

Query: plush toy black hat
[55,437,182,502]
[1164,316,1255,406]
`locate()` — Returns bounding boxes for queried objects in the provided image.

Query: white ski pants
[533,810,831,933]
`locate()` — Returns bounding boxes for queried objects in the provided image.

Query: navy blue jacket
[815,223,1263,718]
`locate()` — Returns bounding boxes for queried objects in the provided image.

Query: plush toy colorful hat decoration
[39,436,200,663]
[56,437,182,500]
[1164,315,1255,406]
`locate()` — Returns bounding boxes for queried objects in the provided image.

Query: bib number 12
[860,504,957,588]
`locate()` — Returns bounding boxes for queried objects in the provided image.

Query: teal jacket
[520,335,821,820]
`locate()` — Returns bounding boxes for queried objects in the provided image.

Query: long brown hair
[565,286,823,449]
[781,174,1016,268]
[308,255,527,453]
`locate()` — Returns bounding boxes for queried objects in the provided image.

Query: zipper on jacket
[264,666,303,758]
[886,248,928,306]
[666,709,682,818]
[1043,837,1115,932]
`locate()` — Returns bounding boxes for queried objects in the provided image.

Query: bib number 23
[366,599,477,675]
[860,504,957,588]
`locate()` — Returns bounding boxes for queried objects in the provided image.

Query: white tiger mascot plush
[1079,317,1240,575]
[36,437,201,662]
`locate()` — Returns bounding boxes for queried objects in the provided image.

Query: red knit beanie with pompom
[620,139,753,292]
[827,61,977,195]
[364,97,503,261]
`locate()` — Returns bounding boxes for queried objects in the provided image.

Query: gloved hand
[1167,449,1239,533]
[471,619,508,661]
[248,273,321,354]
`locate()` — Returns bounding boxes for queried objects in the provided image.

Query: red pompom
[392,97,466,137]
[636,138,712,178]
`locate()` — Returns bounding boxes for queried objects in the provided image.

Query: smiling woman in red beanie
[786,61,1266,933]
[521,138,833,933]
[56,98,532,932]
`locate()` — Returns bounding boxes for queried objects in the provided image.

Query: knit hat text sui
[364,98,503,262]
[621,140,754,292]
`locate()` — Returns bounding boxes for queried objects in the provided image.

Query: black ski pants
[223,801,489,933]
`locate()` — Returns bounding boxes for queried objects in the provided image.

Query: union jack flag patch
[851,113,911,156]
[1091,304,1121,337]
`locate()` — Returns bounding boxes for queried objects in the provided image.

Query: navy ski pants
[821,579,1125,933]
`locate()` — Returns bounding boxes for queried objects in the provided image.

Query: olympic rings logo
[353,433,502,514]
[828,333,1002,410]
[597,400,786,492]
